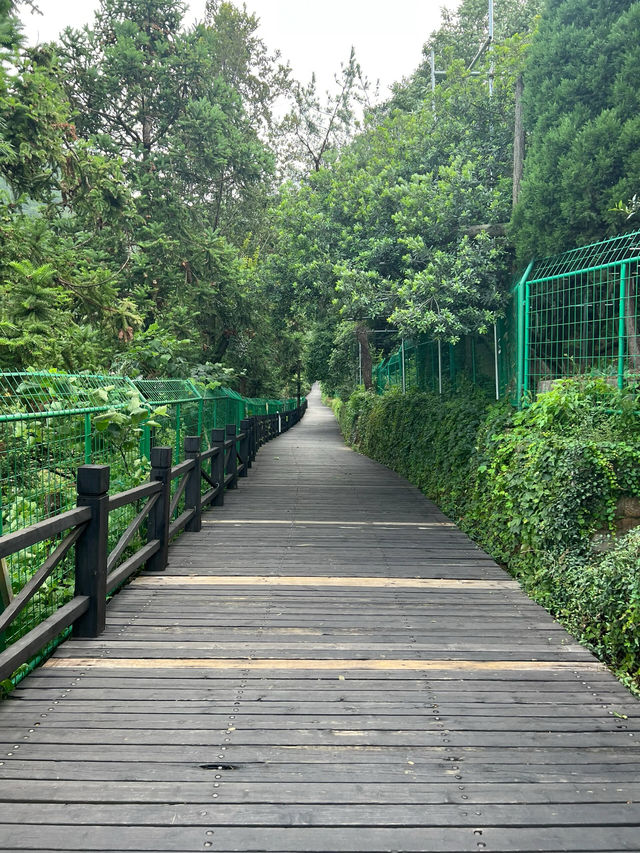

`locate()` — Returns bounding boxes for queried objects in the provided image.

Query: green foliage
[92,389,166,479]
[512,0,640,260]
[334,379,640,690]
[267,0,541,392]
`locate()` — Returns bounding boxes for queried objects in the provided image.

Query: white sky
[19,1,459,101]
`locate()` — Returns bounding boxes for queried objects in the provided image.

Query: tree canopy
[1,0,639,398]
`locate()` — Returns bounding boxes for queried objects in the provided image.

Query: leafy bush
[332,378,640,691]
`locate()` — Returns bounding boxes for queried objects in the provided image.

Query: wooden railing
[0,403,307,681]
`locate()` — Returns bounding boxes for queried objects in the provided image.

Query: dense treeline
[3,0,639,396]
[264,0,640,396]
[0,0,298,394]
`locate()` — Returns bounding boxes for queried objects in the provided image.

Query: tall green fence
[0,371,301,673]
[374,323,513,399]
[515,230,640,402]
[374,228,640,406]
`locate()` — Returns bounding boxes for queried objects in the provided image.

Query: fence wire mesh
[522,246,640,399]
[374,229,640,406]
[374,327,513,399]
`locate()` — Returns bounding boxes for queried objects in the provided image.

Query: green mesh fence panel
[373,233,640,404]
[133,379,203,463]
[516,229,640,404]
[374,329,512,398]
[203,386,246,434]
[0,372,146,653]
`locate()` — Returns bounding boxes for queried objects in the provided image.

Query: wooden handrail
[0,403,307,684]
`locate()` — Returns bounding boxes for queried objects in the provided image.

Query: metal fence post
[248,416,257,464]
[516,259,535,408]
[146,446,172,572]
[74,465,110,638]
[618,262,627,390]
[211,428,226,507]
[239,419,251,477]
[174,403,181,465]
[523,281,531,400]
[83,414,92,465]
[184,436,202,533]
[226,424,238,489]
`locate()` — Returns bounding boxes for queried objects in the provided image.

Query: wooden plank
[1,824,640,852]
[44,657,607,670]
[2,802,640,827]
[132,576,520,589]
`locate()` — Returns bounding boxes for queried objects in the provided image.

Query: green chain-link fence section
[515,230,640,402]
[374,229,640,406]
[374,323,514,399]
[0,372,300,667]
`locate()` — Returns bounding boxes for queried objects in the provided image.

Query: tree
[0,4,141,370]
[260,0,542,396]
[59,0,279,372]
[511,0,640,260]
[279,47,373,176]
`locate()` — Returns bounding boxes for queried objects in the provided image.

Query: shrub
[332,378,640,691]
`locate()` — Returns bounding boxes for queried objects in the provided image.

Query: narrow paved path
[0,386,638,852]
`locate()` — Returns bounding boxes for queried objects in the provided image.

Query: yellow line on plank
[44,658,605,672]
[133,576,517,589]
[201,520,455,527]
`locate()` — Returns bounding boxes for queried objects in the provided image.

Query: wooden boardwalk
[0,386,639,852]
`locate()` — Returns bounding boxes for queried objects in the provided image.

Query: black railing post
[184,436,202,533]
[226,424,238,489]
[211,429,226,506]
[247,417,255,467]
[146,446,172,572]
[239,419,251,477]
[74,465,110,638]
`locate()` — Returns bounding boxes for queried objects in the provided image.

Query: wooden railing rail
[0,404,306,682]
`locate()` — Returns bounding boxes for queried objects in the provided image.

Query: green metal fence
[133,379,203,464]
[0,371,300,671]
[374,229,640,406]
[515,230,640,403]
[374,325,513,399]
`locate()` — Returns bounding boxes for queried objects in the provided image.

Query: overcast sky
[19,1,460,101]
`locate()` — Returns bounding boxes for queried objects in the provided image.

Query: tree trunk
[142,114,152,153]
[513,74,525,208]
[356,325,373,390]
